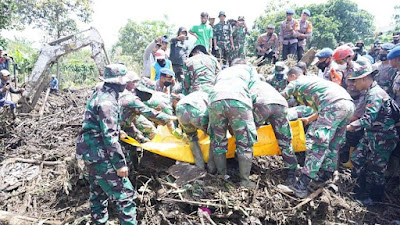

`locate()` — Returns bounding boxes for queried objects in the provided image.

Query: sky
[1,0,397,49]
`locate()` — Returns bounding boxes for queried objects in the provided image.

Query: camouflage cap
[136,83,154,94]
[101,64,128,84]
[275,61,288,73]
[219,11,226,17]
[348,62,377,80]
[126,71,140,82]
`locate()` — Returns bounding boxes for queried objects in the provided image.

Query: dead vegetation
[0,88,399,225]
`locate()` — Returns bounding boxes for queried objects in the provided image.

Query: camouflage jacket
[266,74,289,92]
[176,91,209,133]
[76,84,126,169]
[119,90,172,129]
[209,64,259,107]
[213,22,232,44]
[375,62,398,97]
[145,91,174,115]
[232,25,247,46]
[392,71,400,106]
[350,82,397,138]
[250,81,288,107]
[185,53,221,94]
[280,76,352,112]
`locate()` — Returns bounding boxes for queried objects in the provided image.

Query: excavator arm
[19,27,110,113]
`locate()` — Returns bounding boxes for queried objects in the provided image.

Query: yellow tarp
[122,120,306,164]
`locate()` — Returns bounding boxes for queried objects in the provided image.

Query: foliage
[14,0,93,38]
[250,0,375,55]
[393,5,400,30]
[112,17,175,70]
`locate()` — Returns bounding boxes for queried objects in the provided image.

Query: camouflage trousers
[209,100,257,156]
[215,41,233,65]
[287,105,315,121]
[253,103,298,169]
[352,133,398,186]
[88,161,137,225]
[175,104,209,141]
[302,100,355,179]
[233,43,245,59]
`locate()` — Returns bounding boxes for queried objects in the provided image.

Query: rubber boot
[189,141,205,169]
[285,169,297,187]
[207,145,216,174]
[214,153,227,178]
[342,147,355,168]
[290,174,311,198]
[237,153,256,188]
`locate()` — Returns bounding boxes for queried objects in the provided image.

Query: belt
[283,37,296,40]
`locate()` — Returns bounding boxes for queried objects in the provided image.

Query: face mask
[164,81,173,87]
[135,90,152,101]
[378,53,387,61]
[394,39,399,44]
[275,73,284,81]
[356,45,363,49]
[336,63,347,71]
[317,60,328,71]
[158,60,166,67]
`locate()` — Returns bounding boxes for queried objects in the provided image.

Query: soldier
[281,67,354,198]
[266,61,289,92]
[76,64,137,224]
[250,80,298,185]
[315,48,343,85]
[189,12,214,53]
[232,16,248,59]
[354,40,368,56]
[213,11,235,66]
[184,45,221,94]
[279,9,299,60]
[375,43,397,96]
[296,9,313,60]
[256,25,279,64]
[392,31,399,45]
[208,58,259,188]
[347,65,398,205]
[173,91,215,171]
[296,61,308,75]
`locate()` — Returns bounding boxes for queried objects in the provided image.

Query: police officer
[279,9,299,60]
[256,24,279,64]
[296,9,313,60]
[347,65,398,205]
[315,48,343,85]
[354,40,368,56]
[375,43,397,96]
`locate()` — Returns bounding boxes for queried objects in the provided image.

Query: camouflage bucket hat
[136,83,154,94]
[348,63,377,80]
[101,64,128,84]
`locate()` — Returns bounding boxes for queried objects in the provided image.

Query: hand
[231,45,235,51]
[274,52,279,58]
[177,35,185,41]
[215,46,219,51]
[169,116,178,121]
[166,121,175,132]
[117,166,129,177]
[2,85,9,91]
[347,125,355,132]
[120,130,128,139]
[19,88,25,93]
[299,117,309,126]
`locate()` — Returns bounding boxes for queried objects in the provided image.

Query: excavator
[18,27,110,113]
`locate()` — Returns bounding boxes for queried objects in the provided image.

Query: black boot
[285,169,297,187]
[290,174,311,198]
[237,152,256,188]
[314,171,333,185]
[352,170,367,200]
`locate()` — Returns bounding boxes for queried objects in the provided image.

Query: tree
[394,5,400,30]
[112,18,175,70]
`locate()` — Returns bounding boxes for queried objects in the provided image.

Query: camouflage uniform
[351,82,399,188]
[131,115,156,140]
[288,105,315,121]
[144,91,174,115]
[375,63,398,97]
[393,71,400,106]
[209,65,259,156]
[213,22,233,65]
[281,76,354,179]
[266,74,288,92]
[76,83,137,224]
[185,53,221,94]
[175,91,209,137]
[250,81,297,169]
[232,26,247,59]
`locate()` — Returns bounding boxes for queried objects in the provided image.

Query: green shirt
[190,23,213,50]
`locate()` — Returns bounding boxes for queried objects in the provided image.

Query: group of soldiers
[74,9,400,225]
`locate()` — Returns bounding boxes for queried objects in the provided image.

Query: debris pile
[0,88,399,225]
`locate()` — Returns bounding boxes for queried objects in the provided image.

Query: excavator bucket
[122,120,306,164]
